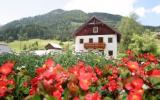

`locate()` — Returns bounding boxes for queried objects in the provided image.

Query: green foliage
[128,30,158,55]
[53,50,114,68]
[117,14,144,51]
[77,52,114,68]
[0,50,113,76]
[0,53,52,77]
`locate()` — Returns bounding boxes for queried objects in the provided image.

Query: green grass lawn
[156,39,160,54]
[0,39,74,53]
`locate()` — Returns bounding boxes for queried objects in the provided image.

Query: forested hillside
[0,9,159,42]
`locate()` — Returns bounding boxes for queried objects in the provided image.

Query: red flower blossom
[44,58,55,68]
[94,67,102,76]
[141,61,150,68]
[147,54,156,62]
[52,90,62,100]
[147,69,160,76]
[127,92,142,100]
[73,96,80,100]
[69,66,80,77]
[131,78,143,89]
[84,92,101,100]
[127,61,139,73]
[0,85,7,97]
[125,83,133,90]
[78,72,92,91]
[133,89,144,95]
[107,80,119,92]
[122,57,130,64]
[126,50,133,55]
[0,62,14,75]
[35,67,46,75]
[29,87,36,95]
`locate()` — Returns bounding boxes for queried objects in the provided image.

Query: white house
[73,16,121,58]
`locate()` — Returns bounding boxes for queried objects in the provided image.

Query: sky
[0,0,160,26]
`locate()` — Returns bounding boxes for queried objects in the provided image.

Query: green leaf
[32,95,41,100]
[22,87,30,94]
[46,96,57,100]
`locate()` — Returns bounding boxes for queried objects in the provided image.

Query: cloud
[64,0,137,16]
[152,5,160,14]
[134,7,147,17]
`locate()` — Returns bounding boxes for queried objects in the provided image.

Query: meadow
[0,39,74,53]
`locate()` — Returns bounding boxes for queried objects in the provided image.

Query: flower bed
[0,50,160,100]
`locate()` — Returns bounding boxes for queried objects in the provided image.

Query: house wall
[75,34,117,58]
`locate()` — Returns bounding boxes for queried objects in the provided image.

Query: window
[108,50,113,56]
[108,38,113,43]
[98,37,103,43]
[89,38,93,43]
[99,50,104,55]
[93,27,98,33]
[80,39,83,44]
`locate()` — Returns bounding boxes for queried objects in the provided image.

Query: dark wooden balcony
[84,43,106,49]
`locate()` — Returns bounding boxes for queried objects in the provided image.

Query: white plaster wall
[75,34,117,58]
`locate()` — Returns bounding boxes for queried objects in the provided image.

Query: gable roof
[73,16,121,42]
[45,43,62,50]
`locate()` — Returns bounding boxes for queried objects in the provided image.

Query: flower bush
[0,50,160,100]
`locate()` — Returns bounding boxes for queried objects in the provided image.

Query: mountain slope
[0,9,159,42]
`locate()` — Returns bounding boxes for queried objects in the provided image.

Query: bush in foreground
[0,50,160,100]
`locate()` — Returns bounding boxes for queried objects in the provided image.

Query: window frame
[79,39,84,44]
[108,50,113,56]
[108,37,113,43]
[89,38,93,43]
[93,27,98,33]
[98,37,103,43]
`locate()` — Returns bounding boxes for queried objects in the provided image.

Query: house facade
[73,16,121,58]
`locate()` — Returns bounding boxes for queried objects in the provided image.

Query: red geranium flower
[35,67,46,75]
[29,87,36,95]
[73,96,80,100]
[108,80,119,92]
[78,72,92,91]
[131,78,143,89]
[147,54,156,62]
[127,92,142,100]
[125,83,133,90]
[84,92,101,100]
[0,85,7,97]
[147,69,160,76]
[44,58,55,68]
[0,62,14,75]
[52,90,62,100]
[133,89,144,95]
[126,50,133,55]
[127,61,139,73]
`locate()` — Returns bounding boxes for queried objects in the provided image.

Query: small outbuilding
[45,43,63,50]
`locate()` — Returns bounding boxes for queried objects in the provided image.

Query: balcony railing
[84,43,106,49]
